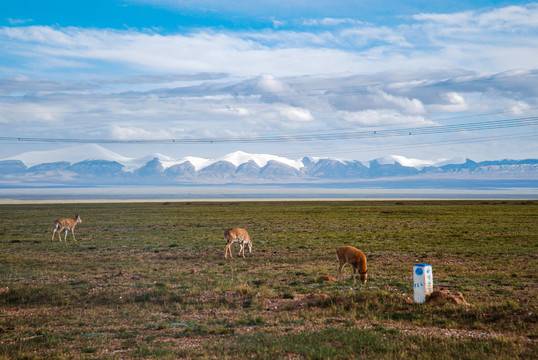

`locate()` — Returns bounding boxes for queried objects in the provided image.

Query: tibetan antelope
[336,246,368,284]
[224,227,252,259]
[52,214,82,242]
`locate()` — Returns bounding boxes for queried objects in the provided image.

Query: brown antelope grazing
[52,214,82,242]
[224,227,252,259]
[336,246,368,284]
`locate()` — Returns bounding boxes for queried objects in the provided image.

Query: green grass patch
[0,201,536,359]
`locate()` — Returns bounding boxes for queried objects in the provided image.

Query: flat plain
[0,200,536,359]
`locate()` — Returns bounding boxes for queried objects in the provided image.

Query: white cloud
[446,92,466,105]
[278,106,313,122]
[378,91,425,115]
[340,109,428,127]
[216,106,250,116]
[414,4,538,29]
[257,74,290,93]
[478,4,538,29]
[428,92,468,112]
[0,26,363,76]
[0,101,68,125]
[510,101,531,115]
[303,18,363,27]
[413,11,474,25]
[109,125,176,140]
[7,18,33,25]
[3,3,538,80]
[340,26,410,47]
[1,3,538,161]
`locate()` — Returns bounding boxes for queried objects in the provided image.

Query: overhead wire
[1,116,537,145]
[1,69,537,149]
[1,69,537,133]
[274,131,538,158]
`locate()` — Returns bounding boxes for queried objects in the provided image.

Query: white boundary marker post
[413,264,433,304]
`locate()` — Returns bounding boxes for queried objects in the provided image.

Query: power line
[275,132,538,158]
[1,117,537,145]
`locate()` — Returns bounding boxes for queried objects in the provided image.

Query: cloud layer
[1,2,537,161]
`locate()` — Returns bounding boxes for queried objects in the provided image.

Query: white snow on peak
[375,155,467,169]
[376,155,436,167]
[2,144,470,172]
[310,156,347,165]
[174,151,304,171]
[433,157,467,166]
[177,156,214,171]
[143,153,178,170]
[2,144,135,168]
[221,151,304,169]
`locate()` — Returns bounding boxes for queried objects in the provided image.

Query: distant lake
[1,180,537,202]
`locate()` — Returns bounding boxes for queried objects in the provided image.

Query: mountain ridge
[2,144,467,171]
[1,144,537,186]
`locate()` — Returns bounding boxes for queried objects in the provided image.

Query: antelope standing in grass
[336,246,368,284]
[224,227,252,259]
[52,214,82,242]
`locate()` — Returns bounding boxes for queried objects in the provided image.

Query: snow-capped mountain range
[2,144,309,172]
[1,144,537,186]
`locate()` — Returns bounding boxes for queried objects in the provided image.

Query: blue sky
[1,0,537,162]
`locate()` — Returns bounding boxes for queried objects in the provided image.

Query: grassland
[0,200,536,359]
